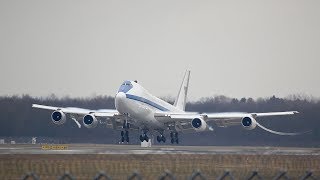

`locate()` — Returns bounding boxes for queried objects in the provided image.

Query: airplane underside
[118,119,180,144]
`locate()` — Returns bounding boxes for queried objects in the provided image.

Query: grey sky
[0,0,319,100]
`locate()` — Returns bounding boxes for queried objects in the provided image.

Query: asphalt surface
[0,144,319,155]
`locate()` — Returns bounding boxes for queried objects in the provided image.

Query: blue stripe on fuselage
[126,94,169,111]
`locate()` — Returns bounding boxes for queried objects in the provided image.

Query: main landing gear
[120,121,130,143]
[170,132,179,144]
[157,130,166,143]
[156,132,166,143]
[156,131,178,144]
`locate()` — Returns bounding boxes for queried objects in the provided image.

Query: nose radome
[116,92,126,101]
[115,92,126,113]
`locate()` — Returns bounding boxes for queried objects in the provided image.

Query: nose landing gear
[139,134,149,142]
[120,130,129,143]
[120,121,130,143]
[140,129,149,142]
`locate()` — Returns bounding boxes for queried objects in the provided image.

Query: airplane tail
[174,70,190,111]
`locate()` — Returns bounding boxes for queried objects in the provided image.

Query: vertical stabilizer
[174,70,190,111]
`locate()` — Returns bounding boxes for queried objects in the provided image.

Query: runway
[0,144,319,155]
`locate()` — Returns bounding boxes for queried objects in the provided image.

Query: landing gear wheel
[162,136,166,142]
[139,134,149,142]
[156,135,166,143]
[120,130,130,143]
[139,135,144,142]
[170,132,179,144]
[140,129,150,142]
[144,135,149,142]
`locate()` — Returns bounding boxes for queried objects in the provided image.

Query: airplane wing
[204,111,299,126]
[32,104,130,130]
[155,111,308,135]
[32,104,118,116]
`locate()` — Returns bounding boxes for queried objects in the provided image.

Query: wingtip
[293,111,299,114]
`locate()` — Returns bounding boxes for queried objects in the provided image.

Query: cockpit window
[122,81,131,86]
[118,81,133,93]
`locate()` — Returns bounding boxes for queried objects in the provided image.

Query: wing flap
[253,111,299,117]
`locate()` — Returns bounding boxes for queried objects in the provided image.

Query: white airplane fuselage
[115,80,183,130]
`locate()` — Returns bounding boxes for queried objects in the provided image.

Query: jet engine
[241,116,257,130]
[51,110,66,125]
[191,117,207,132]
[83,114,98,128]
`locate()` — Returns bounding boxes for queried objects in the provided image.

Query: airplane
[32,70,305,144]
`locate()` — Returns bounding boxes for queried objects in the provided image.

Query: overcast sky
[0,0,319,100]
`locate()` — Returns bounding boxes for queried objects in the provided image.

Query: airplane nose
[115,92,126,113]
[116,92,126,101]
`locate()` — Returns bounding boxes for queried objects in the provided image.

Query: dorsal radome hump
[174,70,190,111]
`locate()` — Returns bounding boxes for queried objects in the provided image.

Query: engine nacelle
[241,116,257,130]
[83,114,98,128]
[51,110,66,125]
[191,117,207,132]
